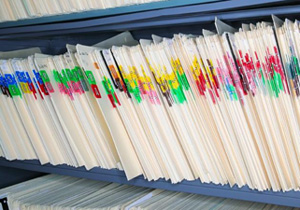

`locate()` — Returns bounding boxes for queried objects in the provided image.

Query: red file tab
[39,70,54,93]
[85,70,101,98]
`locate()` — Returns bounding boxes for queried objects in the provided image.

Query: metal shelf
[0,0,296,39]
[0,0,221,29]
[0,158,299,207]
[1,0,300,207]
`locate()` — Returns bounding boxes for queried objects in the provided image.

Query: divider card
[0,59,50,164]
[27,55,78,167]
[92,31,139,48]
[0,47,41,59]
[34,55,99,169]
[76,44,144,180]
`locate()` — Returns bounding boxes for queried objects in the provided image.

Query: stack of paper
[1,19,300,192]
[0,0,166,23]
[0,174,291,210]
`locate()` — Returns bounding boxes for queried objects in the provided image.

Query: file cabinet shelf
[0,158,299,208]
[0,0,298,53]
[1,0,300,208]
[0,0,295,39]
[0,0,220,29]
